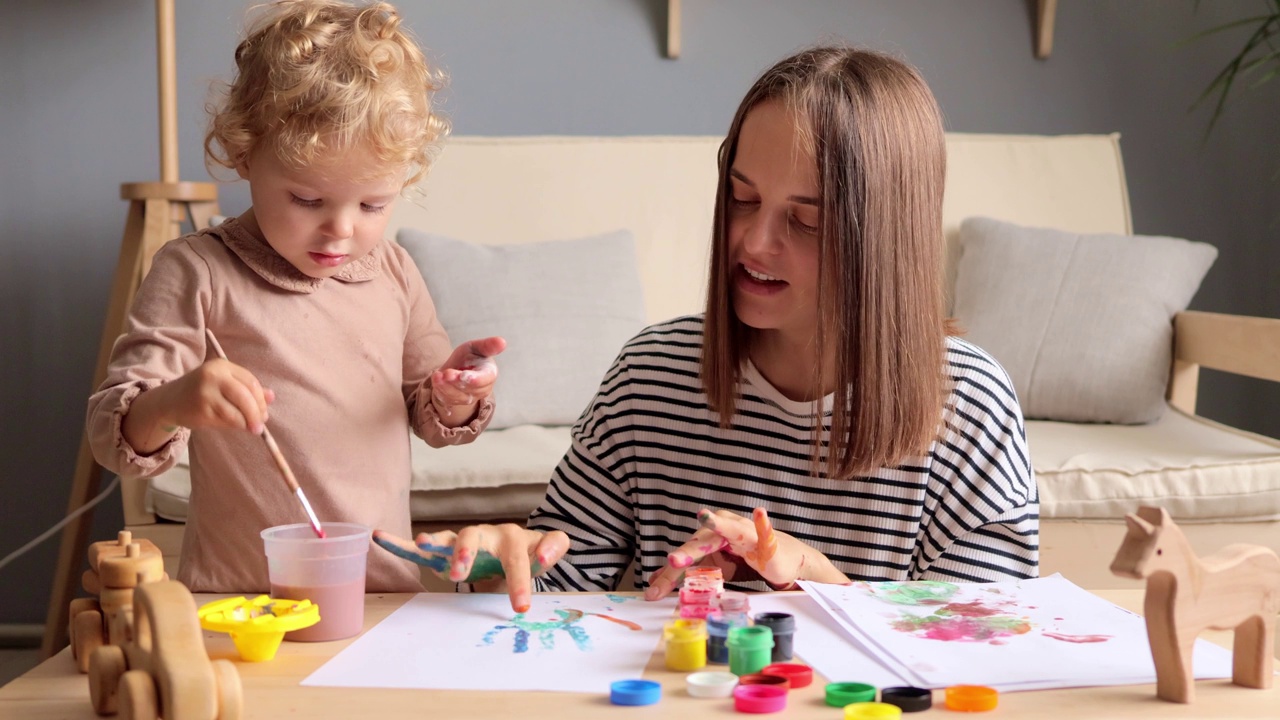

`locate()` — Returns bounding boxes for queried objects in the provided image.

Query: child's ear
[235,161,250,181]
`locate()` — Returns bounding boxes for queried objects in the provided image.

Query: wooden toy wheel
[117,669,159,720]
[74,609,106,674]
[69,597,101,660]
[88,644,127,715]
[212,659,244,720]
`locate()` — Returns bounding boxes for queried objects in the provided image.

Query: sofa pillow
[952,216,1217,424]
[397,228,647,429]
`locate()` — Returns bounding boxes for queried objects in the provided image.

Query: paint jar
[261,522,371,642]
[663,618,708,671]
[753,612,796,661]
[685,566,724,596]
[706,591,751,664]
[727,625,774,676]
[679,575,718,620]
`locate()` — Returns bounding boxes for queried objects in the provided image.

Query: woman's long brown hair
[702,47,948,479]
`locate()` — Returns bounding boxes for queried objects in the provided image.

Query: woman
[380,46,1037,613]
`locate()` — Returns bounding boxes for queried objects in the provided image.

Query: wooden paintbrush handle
[260,428,301,493]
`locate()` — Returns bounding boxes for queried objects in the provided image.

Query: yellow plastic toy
[198,596,321,662]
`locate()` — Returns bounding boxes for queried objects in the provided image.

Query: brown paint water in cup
[273,580,365,641]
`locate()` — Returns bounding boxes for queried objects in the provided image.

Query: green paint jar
[727,625,774,676]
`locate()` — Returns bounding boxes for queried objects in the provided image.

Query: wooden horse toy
[1110,505,1280,703]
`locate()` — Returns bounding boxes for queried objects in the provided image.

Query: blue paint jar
[706,591,750,664]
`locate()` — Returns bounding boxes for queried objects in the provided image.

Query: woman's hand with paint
[371,525,570,613]
[451,523,571,612]
[430,336,506,427]
[643,507,848,600]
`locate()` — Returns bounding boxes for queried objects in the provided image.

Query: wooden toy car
[69,531,167,673]
[87,580,242,719]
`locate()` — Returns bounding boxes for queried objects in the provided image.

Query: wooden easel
[41,0,219,658]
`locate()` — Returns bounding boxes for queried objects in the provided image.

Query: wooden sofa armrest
[1169,310,1280,414]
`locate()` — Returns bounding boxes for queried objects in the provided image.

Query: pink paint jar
[679,569,723,619]
[261,522,371,642]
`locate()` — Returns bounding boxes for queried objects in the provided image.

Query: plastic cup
[261,522,371,642]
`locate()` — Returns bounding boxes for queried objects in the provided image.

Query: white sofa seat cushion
[1033,405,1280,522]
[146,426,569,524]
[407,425,567,521]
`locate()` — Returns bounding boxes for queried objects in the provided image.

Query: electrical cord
[0,476,121,572]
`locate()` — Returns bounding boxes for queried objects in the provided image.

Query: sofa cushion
[397,228,646,429]
[952,216,1217,424]
[1032,406,1280,522]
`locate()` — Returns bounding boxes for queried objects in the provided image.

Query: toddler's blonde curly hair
[205,0,447,188]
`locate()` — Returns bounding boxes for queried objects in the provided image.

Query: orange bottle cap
[945,684,998,712]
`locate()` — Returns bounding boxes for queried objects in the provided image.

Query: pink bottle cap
[733,684,787,714]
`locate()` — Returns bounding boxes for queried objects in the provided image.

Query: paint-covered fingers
[528,529,570,576]
[495,525,536,614]
[371,529,451,575]
[697,507,758,555]
[450,524,488,583]
[414,530,458,560]
[643,565,684,601]
[456,336,507,365]
[752,508,780,564]
[666,528,730,572]
[644,529,728,601]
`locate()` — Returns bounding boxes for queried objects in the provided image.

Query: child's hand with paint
[122,357,274,454]
[642,507,850,600]
[429,336,506,428]
[371,525,570,612]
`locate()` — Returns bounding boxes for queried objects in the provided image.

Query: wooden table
[2,589,1277,718]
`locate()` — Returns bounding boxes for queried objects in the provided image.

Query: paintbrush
[205,329,326,538]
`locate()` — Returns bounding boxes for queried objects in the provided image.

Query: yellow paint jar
[664,618,709,671]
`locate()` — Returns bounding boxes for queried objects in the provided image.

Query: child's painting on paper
[302,593,674,693]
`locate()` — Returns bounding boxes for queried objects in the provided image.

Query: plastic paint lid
[761,662,813,689]
[737,673,789,688]
[825,682,878,707]
[733,684,787,714]
[752,612,796,634]
[844,701,904,719]
[687,671,739,698]
[945,684,998,712]
[726,625,774,650]
[879,686,933,712]
[609,679,661,706]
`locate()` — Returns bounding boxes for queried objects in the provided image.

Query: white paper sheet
[800,574,1235,690]
[302,593,677,693]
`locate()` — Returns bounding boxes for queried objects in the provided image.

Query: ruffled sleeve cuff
[103,379,190,476]
[413,394,495,447]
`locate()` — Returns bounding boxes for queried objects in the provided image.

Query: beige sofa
[125,134,1280,590]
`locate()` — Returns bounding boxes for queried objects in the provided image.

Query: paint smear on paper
[1043,632,1111,644]
[480,608,642,654]
[868,581,960,606]
[891,613,1033,642]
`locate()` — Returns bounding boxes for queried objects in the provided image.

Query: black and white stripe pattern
[529,315,1038,592]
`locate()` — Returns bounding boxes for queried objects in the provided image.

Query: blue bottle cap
[610,679,662,706]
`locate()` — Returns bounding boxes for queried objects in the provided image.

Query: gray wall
[2,0,1277,624]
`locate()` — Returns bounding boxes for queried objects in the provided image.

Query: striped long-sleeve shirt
[529,315,1038,592]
